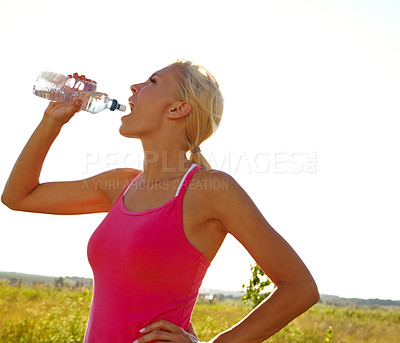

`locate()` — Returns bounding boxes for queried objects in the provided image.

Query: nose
[130,84,139,93]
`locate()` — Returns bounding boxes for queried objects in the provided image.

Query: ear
[167,101,191,119]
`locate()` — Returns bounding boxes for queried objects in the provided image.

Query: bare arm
[208,172,319,342]
[2,99,139,214]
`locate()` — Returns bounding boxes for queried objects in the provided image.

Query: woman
[2,60,319,343]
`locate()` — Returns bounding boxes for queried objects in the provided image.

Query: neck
[140,139,192,182]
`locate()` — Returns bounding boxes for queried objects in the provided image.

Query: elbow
[1,192,22,211]
[280,275,319,310]
[304,277,320,307]
[310,279,320,305]
[2,183,34,212]
[2,195,16,211]
[1,192,12,209]
[1,185,14,209]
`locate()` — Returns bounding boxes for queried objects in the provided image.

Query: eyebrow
[149,72,161,79]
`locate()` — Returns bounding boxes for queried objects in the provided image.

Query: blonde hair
[170,59,224,169]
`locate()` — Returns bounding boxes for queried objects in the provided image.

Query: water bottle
[32,71,126,113]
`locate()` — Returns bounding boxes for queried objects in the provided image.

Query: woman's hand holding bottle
[43,73,92,126]
[34,71,125,115]
[43,98,83,126]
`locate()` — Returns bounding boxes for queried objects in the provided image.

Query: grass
[1,280,399,342]
[192,300,400,342]
[0,280,91,342]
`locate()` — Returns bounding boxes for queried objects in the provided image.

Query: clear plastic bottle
[32,71,126,113]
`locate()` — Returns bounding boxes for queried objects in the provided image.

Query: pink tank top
[85,164,209,343]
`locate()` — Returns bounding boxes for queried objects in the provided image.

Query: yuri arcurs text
[81,178,229,192]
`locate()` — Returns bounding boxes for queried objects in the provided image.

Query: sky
[0,0,399,301]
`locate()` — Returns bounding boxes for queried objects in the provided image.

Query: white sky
[0,0,399,301]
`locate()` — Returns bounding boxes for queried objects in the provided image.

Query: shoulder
[190,168,254,218]
[191,168,245,196]
[89,167,142,204]
[90,167,142,186]
[106,167,142,181]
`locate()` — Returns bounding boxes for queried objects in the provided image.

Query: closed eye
[148,72,160,84]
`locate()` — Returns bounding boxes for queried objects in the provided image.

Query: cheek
[137,88,171,114]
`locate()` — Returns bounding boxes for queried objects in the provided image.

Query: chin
[119,125,131,137]
[119,126,140,139]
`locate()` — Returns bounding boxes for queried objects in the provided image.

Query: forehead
[153,65,180,81]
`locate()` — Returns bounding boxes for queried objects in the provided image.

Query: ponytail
[170,59,224,170]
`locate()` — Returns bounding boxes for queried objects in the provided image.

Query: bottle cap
[117,104,126,112]
[110,100,126,112]
[110,99,118,111]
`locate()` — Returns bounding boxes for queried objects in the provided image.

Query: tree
[54,277,64,288]
[241,263,274,309]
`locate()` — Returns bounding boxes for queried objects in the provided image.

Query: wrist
[40,114,65,132]
[209,331,241,343]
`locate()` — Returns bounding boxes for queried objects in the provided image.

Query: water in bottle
[73,92,126,113]
[32,71,126,113]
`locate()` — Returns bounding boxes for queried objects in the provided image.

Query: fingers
[140,318,183,335]
[67,72,97,84]
[73,98,83,108]
[187,322,198,339]
[136,319,196,343]
[61,99,82,119]
[136,330,180,343]
[45,100,80,112]
[71,72,86,80]
[43,101,81,125]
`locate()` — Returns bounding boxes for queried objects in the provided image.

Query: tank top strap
[122,171,143,197]
[175,163,203,198]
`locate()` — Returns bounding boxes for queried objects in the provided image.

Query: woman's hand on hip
[134,319,203,343]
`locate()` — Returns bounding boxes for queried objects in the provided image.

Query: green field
[0,280,399,342]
